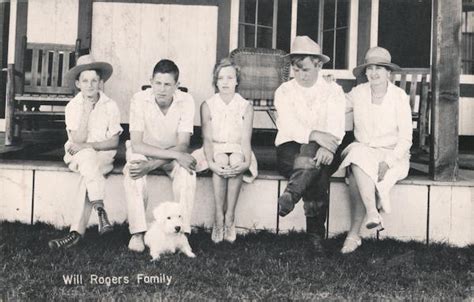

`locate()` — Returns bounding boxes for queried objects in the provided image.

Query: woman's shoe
[211,224,224,243]
[224,223,236,243]
[366,211,383,229]
[340,235,362,254]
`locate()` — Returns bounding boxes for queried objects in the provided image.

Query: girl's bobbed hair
[212,57,241,92]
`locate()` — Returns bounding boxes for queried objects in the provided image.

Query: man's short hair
[152,59,180,82]
[76,69,103,81]
[290,55,321,68]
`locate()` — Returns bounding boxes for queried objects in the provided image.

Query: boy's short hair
[212,57,241,92]
[76,69,103,81]
[152,59,180,82]
[290,55,321,68]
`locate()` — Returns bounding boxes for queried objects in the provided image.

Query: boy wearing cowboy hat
[274,36,346,253]
[48,55,123,249]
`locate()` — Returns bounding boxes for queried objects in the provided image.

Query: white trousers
[64,146,115,235]
[122,143,196,234]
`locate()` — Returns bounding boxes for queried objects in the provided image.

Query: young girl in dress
[200,58,257,243]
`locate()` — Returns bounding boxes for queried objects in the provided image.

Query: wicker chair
[229,48,290,126]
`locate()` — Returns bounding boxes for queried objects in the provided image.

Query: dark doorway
[378,0,432,68]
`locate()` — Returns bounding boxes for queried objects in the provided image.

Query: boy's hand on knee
[310,131,339,153]
[313,147,334,167]
[67,142,90,155]
[129,160,153,179]
[176,153,197,174]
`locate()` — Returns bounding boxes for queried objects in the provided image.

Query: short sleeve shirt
[129,88,195,149]
[64,91,123,144]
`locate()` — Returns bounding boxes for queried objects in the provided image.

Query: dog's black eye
[178,215,182,218]
[167,217,171,220]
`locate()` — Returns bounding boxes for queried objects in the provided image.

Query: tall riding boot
[306,216,325,254]
[278,168,320,217]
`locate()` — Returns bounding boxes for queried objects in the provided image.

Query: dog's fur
[144,201,196,261]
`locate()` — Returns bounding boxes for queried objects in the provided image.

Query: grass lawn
[0,221,472,301]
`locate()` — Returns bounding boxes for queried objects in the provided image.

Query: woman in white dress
[340,47,413,253]
[198,58,257,243]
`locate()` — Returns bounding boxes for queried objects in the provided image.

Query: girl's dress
[193,93,258,183]
[340,82,413,213]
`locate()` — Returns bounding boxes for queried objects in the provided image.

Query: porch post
[216,0,231,61]
[430,0,462,181]
[77,0,93,50]
[4,0,27,145]
[5,64,14,145]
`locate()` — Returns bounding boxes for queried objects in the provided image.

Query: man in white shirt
[275,36,346,252]
[49,55,122,249]
[123,59,197,252]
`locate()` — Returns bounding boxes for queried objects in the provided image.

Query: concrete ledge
[0,160,473,247]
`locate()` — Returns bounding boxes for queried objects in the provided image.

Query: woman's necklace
[371,85,387,104]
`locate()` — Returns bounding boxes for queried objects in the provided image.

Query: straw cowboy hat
[352,47,400,77]
[65,54,113,88]
[287,36,330,64]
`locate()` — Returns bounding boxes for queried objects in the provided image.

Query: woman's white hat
[353,47,400,77]
[287,36,330,64]
[65,54,113,88]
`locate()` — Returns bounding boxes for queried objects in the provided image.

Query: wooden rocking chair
[13,37,83,135]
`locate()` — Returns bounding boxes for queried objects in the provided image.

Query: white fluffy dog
[144,201,196,261]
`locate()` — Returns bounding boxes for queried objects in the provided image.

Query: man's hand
[313,147,334,167]
[378,161,390,182]
[309,131,339,153]
[176,153,197,174]
[67,142,91,155]
[128,160,154,180]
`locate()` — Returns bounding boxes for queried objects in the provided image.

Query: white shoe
[366,212,383,229]
[224,223,236,243]
[341,236,362,254]
[211,224,224,243]
[128,234,145,252]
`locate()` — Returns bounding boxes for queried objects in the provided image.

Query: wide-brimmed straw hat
[286,36,330,64]
[65,54,113,88]
[352,47,400,77]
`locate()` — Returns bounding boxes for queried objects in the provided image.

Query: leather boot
[278,168,320,217]
[306,216,325,254]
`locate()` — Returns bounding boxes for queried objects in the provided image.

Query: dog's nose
[175,226,181,232]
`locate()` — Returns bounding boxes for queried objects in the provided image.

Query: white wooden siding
[92,2,218,124]
[27,0,79,44]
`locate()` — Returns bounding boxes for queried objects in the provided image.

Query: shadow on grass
[0,221,472,300]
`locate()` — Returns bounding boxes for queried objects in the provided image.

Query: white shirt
[129,88,195,149]
[65,91,123,144]
[346,82,412,167]
[206,93,249,144]
[274,77,346,146]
